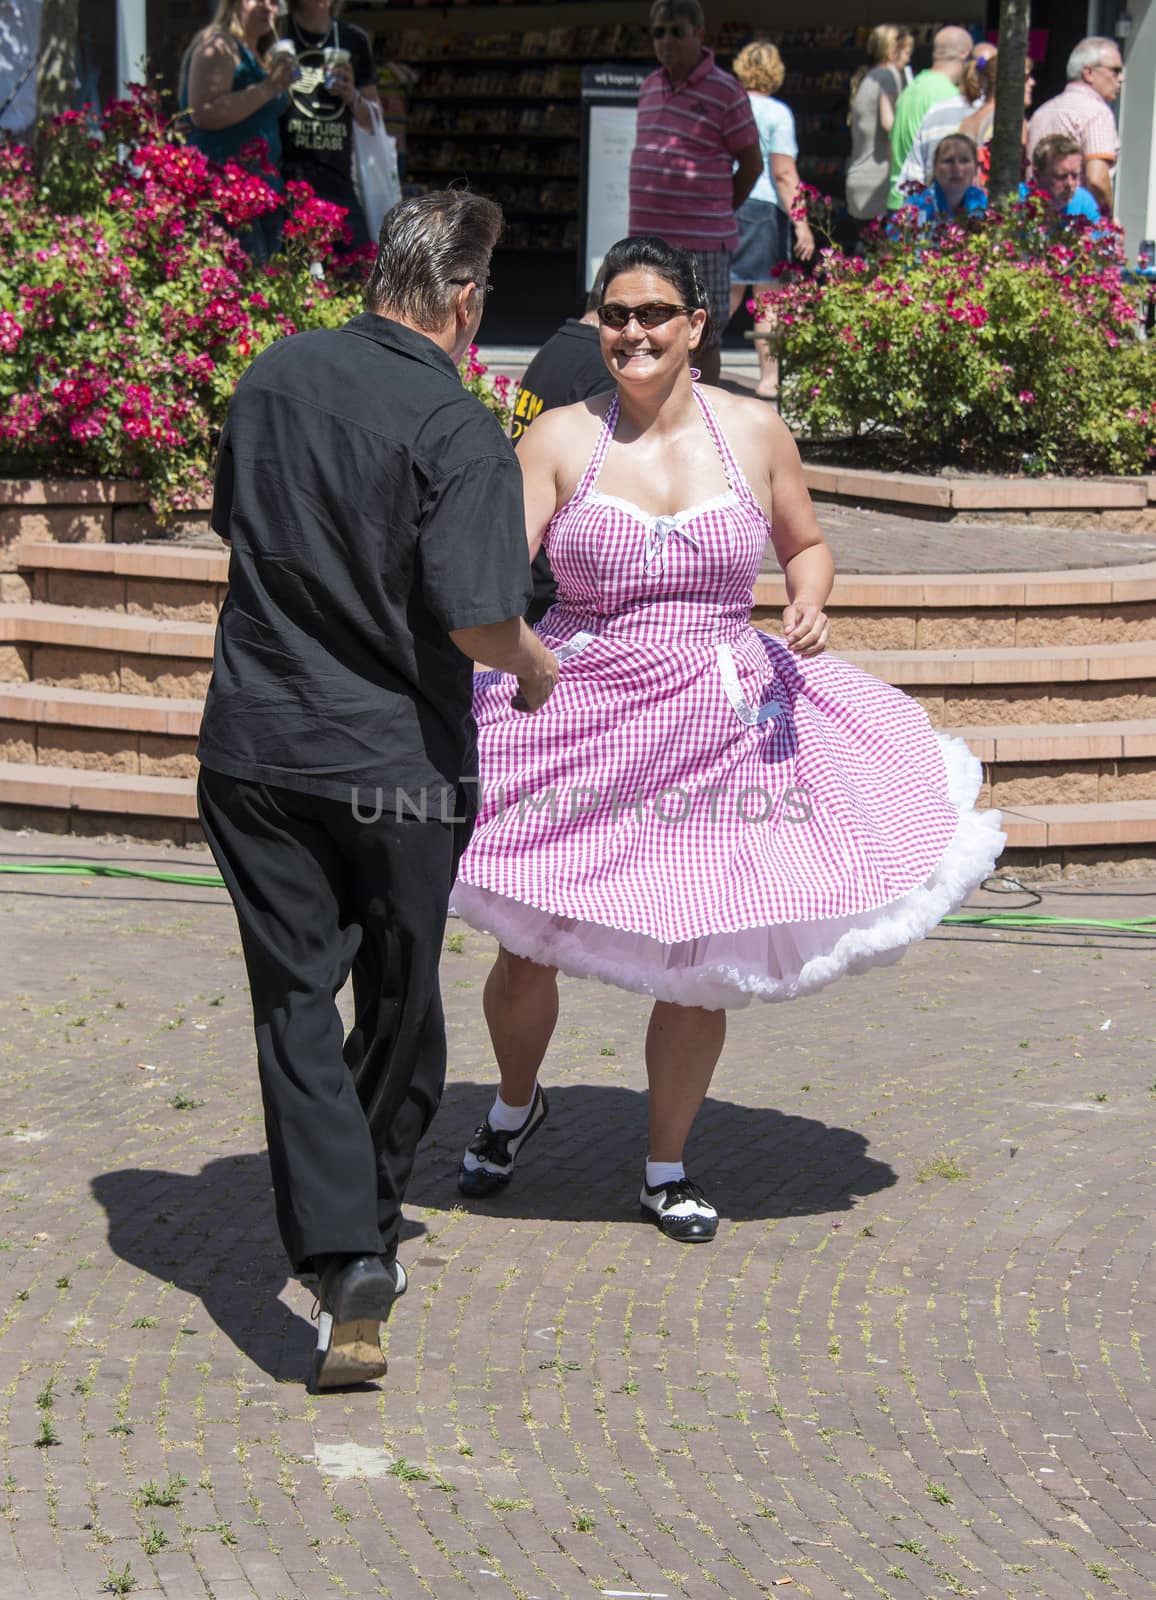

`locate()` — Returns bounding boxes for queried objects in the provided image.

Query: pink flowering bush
[0,91,513,515]
[761,198,1155,477]
[460,344,513,430]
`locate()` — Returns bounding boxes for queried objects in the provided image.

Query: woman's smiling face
[598,269,706,384]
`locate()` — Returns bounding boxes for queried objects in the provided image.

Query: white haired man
[1026,36,1123,216]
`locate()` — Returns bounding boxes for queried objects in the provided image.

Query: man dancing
[197,191,557,1391]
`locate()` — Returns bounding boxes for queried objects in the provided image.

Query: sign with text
[580,65,648,292]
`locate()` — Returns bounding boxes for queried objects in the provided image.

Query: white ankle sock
[488,1088,535,1132]
[645,1159,685,1190]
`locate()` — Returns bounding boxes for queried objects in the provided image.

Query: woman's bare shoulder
[191,27,240,67]
[516,393,611,455]
[698,384,795,450]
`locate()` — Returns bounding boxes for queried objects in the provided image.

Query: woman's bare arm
[513,407,577,560]
[187,32,291,131]
[714,393,833,655]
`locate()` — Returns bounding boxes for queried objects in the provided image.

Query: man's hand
[449,617,559,713]
[511,653,558,713]
[328,62,357,104]
[1083,157,1115,216]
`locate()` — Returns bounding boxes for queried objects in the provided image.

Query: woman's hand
[782,599,829,656]
[266,52,297,95]
[327,62,357,104]
[793,220,816,263]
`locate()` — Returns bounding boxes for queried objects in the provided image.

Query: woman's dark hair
[600,235,714,348]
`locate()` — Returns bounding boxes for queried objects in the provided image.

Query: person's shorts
[689,247,733,348]
[730,198,792,286]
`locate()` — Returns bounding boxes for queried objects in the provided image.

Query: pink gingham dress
[452,389,1003,1008]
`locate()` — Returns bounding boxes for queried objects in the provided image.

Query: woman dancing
[452,235,1002,1241]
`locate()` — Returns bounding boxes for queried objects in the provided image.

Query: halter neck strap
[692,387,759,504]
[571,395,619,501]
[572,386,759,507]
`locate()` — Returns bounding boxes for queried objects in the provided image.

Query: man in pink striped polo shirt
[629,0,762,383]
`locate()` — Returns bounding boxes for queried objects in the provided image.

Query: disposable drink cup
[323,46,352,88]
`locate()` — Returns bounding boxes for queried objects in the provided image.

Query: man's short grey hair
[365,191,503,329]
[649,0,705,30]
[1067,36,1118,78]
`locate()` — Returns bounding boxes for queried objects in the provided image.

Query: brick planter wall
[0,480,212,601]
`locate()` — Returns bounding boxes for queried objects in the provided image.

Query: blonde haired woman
[845,25,909,230]
[180,0,295,254]
[728,40,814,402]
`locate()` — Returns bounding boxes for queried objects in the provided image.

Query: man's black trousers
[197,767,472,1274]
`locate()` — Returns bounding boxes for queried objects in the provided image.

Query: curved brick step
[954,719,1156,810]
[842,640,1156,686]
[0,603,213,697]
[838,641,1156,728]
[0,759,200,845]
[0,684,201,778]
[756,567,1156,650]
[1000,799,1156,849]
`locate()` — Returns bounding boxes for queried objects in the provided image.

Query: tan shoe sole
[309,1315,387,1392]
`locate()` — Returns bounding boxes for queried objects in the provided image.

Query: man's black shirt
[510,318,615,623]
[197,314,532,804]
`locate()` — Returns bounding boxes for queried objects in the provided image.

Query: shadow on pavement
[90,1086,892,1376]
[90,1155,426,1383]
[411,1080,897,1224]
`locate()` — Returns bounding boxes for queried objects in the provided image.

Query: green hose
[0,861,227,889]
[1,860,1155,934]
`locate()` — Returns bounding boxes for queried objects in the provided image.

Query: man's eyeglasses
[1099,63,1124,74]
[597,302,693,330]
[450,277,490,299]
[652,23,690,40]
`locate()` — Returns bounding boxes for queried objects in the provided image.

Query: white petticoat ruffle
[450,734,1005,1011]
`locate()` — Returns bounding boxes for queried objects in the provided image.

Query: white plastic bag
[353,102,402,241]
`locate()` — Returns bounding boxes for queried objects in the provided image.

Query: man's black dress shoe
[308,1253,408,1393]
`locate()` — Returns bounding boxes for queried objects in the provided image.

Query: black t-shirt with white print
[279,19,375,203]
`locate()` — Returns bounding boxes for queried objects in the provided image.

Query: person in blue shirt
[914,133,988,224]
[1019,133,1102,223]
[727,39,816,400]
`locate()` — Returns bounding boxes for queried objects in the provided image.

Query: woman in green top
[180,0,296,259]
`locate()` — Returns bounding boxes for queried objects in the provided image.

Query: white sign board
[584,102,638,289]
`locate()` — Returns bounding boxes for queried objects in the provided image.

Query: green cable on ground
[941,911,1156,932]
[0,860,227,889]
[1,860,1155,934]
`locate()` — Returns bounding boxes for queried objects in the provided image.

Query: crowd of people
[624,3,1129,395]
[848,22,1123,228]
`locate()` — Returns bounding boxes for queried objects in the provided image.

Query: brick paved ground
[1,827,1154,1600]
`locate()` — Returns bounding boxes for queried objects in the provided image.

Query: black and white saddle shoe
[457,1085,549,1199]
[308,1253,408,1393]
[639,1177,719,1242]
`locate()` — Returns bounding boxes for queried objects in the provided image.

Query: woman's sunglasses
[597,302,693,330]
